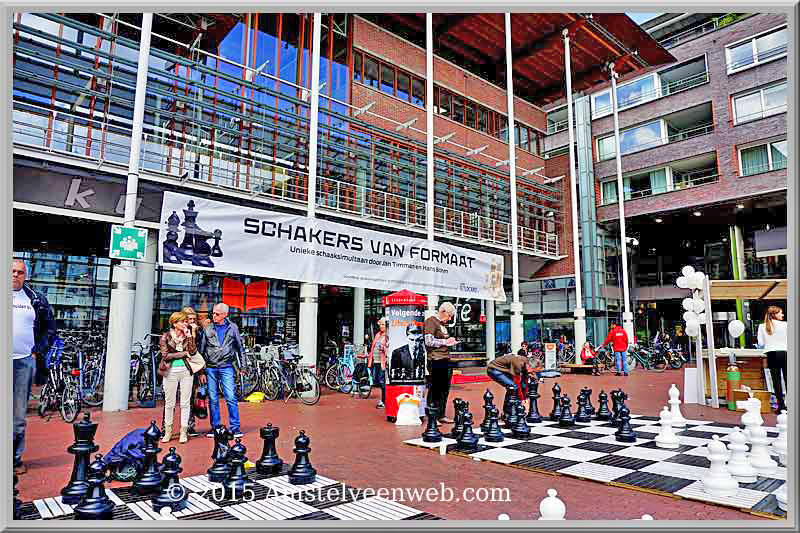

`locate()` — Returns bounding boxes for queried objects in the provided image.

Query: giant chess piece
[481,390,495,433]
[422,406,443,443]
[207,425,234,483]
[162,211,183,264]
[748,426,778,476]
[738,395,764,442]
[505,390,521,427]
[224,438,256,497]
[558,395,575,427]
[549,383,563,422]
[483,406,505,443]
[502,386,514,421]
[771,410,788,464]
[615,404,637,443]
[511,402,532,439]
[153,447,189,513]
[74,454,115,520]
[61,412,100,505]
[538,489,566,520]
[654,406,679,449]
[457,413,480,451]
[775,482,788,512]
[450,399,467,439]
[526,377,543,424]
[595,390,612,421]
[256,423,283,475]
[726,427,758,483]
[667,384,687,428]
[288,431,317,485]
[582,387,595,416]
[178,201,197,259]
[133,421,164,495]
[574,392,591,423]
[701,436,739,497]
[210,229,223,257]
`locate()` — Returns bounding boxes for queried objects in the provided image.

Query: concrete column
[103,13,153,412]
[730,225,747,347]
[353,286,365,346]
[426,295,438,319]
[425,14,438,314]
[132,229,157,343]
[299,283,319,367]
[485,300,496,362]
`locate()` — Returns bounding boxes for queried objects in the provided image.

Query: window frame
[737,137,788,177]
[596,119,667,161]
[725,25,788,75]
[732,80,788,125]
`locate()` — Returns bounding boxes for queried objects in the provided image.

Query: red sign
[382,289,428,307]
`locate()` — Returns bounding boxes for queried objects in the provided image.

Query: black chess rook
[422,405,443,443]
[256,424,283,475]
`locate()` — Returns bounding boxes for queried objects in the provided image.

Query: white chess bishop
[701,435,739,497]
[748,426,778,476]
[538,489,566,520]
[655,406,679,449]
[667,384,687,427]
[771,410,787,464]
[726,427,758,483]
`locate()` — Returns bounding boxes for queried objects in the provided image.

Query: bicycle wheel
[137,365,153,403]
[668,351,684,369]
[338,366,354,394]
[81,363,104,407]
[262,367,283,401]
[296,369,320,405]
[354,363,372,399]
[625,352,638,371]
[37,381,54,417]
[60,379,80,423]
[650,353,667,372]
[324,363,341,390]
[236,364,258,401]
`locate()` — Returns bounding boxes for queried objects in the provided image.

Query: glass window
[411,77,425,106]
[353,51,362,81]
[734,91,763,123]
[499,117,508,142]
[597,136,616,160]
[364,56,379,88]
[602,180,617,204]
[593,91,611,116]
[438,89,450,117]
[763,83,787,114]
[396,72,410,101]
[650,168,668,194]
[477,107,488,132]
[740,145,769,176]
[755,27,788,61]
[728,41,755,71]
[771,140,787,169]
[452,95,465,123]
[465,103,476,129]
[617,75,656,109]
[619,121,663,154]
[380,63,395,95]
[518,125,529,151]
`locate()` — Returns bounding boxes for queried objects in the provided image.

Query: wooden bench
[560,363,595,375]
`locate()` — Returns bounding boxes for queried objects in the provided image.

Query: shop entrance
[317,285,354,355]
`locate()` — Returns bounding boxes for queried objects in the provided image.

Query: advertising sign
[544,343,557,370]
[385,303,426,386]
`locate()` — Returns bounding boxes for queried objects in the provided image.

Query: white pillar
[353,286,365,346]
[504,13,523,353]
[426,295,438,319]
[702,275,718,408]
[563,30,586,360]
[103,13,153,412]
[425,14,438,310]
[485,300,496,362]
[132,229,157,343]
[298,283,319,367]
[609,64,634,342]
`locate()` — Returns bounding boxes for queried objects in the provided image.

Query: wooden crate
[704,357,766,399]
[732,389,773,414]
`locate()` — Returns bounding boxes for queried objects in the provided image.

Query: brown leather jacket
[158,331,197,377]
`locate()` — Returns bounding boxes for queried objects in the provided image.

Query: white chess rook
[668,385,687,428]
[726,428,758,483]
[538,489,566,520]
[748,426,778,476]
[771,410,787,464]
[701,435,739,497]
[655,406,679,449]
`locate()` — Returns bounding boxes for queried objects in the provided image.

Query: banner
[158,192,507,301]
[386,304,426,386]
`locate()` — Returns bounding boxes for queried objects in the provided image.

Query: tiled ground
[17,367,777,520]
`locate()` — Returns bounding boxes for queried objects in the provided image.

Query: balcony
[658,13,750,49]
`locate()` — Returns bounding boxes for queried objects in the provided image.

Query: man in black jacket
[12,259,55,474]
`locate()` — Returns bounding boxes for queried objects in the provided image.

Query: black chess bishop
[550,383,563,421]
[74,454,115,520]
[288,431,316,485]
[525,376,543,424]
[480,390,495,433]
[256,424,283,475]
[153,447,189,513]
[61,412,100,505]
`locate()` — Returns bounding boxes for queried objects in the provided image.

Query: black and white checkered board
[405,414,786,520]
[17,465,442,521]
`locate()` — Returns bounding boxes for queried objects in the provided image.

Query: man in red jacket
[601,321,629,376]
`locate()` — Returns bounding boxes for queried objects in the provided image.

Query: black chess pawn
[504,390,521,427]
[288,431,317,485]
[582,387,596,416]
[61,412,100,505]
[456,413,480,451]
[422,405,443,443]
[558,394,575,427]
[163,211,182,264]
[575,392,592,423]
[549,383,563,422]
[511,403,532,439]
[595,390,612,421]
[152,447,189,513]
[480,391,495,433]
[256,424,283,475]
[615,404,637,443]
[133,421,164,495]
[224,438,256,497]
[210,229,223,257]
[74,454,115,520]
[208,425,234,482]
[525,376,543,424]
[483,406,505,443]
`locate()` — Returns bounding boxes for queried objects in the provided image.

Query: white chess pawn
[775,483,787,512]
[668,384,687,428]
[701,435,739,497]
[655,406,679,449]
[771,410,787,464]
[497,514,510,520]
[538,489,566,520]
[640,515,654,520]
[748,426,778,476]
[726,427,758,483]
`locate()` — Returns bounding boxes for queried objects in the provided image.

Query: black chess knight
[164,200,223,268]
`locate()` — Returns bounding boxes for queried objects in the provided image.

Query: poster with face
[386,304,426,386]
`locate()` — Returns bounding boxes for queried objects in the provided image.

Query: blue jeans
[487,368,516,389]
[205,364,240,432]
[615,351,629,373]
[14,356,35,463]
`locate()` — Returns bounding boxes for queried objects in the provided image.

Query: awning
[709,279,788,300]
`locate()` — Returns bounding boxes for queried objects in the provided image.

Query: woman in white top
[757,306,787,413]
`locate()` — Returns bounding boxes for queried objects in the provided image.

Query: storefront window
[439,298,486,353]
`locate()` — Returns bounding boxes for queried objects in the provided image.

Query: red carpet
[451,374,490,384]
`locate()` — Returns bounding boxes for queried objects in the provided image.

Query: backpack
[193,384,208,419]
[101,428,147,481]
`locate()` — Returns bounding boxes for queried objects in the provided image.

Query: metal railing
[593,70,709,117]
[546,118,571,135]
[741,160,787,177]
[728,43,788,72]
[658,13,749,48]
[734,104,788,125]
[601,171,719,205]
[599,121,714,161]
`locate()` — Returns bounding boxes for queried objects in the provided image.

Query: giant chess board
[405,415,786,520]
[17,465,441,521]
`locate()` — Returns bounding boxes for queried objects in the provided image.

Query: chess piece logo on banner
[162,200,223,267]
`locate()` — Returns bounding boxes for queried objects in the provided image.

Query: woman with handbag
[182,306,206,437]
[159,311,206,443]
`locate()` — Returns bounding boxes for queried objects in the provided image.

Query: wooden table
[704,348,768,406]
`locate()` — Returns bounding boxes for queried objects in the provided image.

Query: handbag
[186,352,206,374]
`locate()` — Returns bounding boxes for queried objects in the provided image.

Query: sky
[627,13,665,25]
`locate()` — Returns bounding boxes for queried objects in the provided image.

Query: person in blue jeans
[12,259,56,475]
[486,354,542,409]
[601,321,630,376]
[197,302,245,438]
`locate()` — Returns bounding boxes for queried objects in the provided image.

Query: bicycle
[130,333,162,406]
[317,338,340,388]
[278,351,320,405]
[556,342,575,366]
[234,348,259,401]
[342,344,371,399]
[38,339,82,422]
